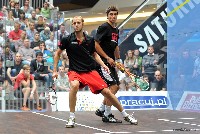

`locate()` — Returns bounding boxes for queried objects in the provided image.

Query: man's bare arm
[53,48,63,72]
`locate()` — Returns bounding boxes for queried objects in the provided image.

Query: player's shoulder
[97,22,109,32]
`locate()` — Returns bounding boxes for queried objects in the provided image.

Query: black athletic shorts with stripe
[96,63,120,86]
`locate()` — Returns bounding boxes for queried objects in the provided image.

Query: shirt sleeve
[14,75,23,90]
[59,37,68,50]
[94,24,108,42]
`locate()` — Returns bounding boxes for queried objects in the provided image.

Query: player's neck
[107,21,116,28]
[75,31,84,41]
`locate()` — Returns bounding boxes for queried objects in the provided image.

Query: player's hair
[106,6,118,16]
[72,16,84,23]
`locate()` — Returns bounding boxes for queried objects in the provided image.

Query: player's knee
[70,81,80,90]
[102,88,112,97]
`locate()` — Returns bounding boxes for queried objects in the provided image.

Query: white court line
[31,112,132,134]
[162,130,173,132]
[179,118,196,120]
[137,131,157,133]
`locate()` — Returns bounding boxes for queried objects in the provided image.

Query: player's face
[107,11,118,24]
[72,18,83,32]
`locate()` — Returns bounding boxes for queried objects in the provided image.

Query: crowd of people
[0,1,168,112]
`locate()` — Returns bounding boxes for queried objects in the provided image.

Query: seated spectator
[15,30,27,51]
[8,0,15,10]
[8,22,23,52]
[133,74,149,91]
[41,2,54,19]
[45,32,57,52]
[0,44,15,61]
[35,15,45,32]
[14,64,42,111]
[7,53,24,85]
[132,49,142,76]
[12,2,23,18]
[120,66,136,91]
[38,41,52,60]
[19,11,26,30]
[142,46,159,83]
[30,52,52,96]
[29,10,37,22]
[54,24,69,40]
[124,50,135,72]
[40,26,51,42]
[20,0,34,14]
[35,7,41,18]
[55,66,70,91]
[30,32,41,51]
[18,39,36,65]
[26,21,37,43]
[150,70,166,91]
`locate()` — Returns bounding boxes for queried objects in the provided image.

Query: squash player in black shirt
[94,6,136,123]
[53,16,138,128]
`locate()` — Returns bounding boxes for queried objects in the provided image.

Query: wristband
[31,91,34,95]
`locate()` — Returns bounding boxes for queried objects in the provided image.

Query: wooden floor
[0,110,200,134]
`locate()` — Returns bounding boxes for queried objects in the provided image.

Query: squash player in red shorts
[53,16,138,128]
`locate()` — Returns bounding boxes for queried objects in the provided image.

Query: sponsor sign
[176,92,200,112]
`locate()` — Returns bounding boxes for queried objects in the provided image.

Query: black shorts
[96,63,120,86]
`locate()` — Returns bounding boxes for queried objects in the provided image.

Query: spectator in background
[18,11,26,30]
[41,2,54,19]
[14,64,42,111]
[30,32,41,51]
[55,66,70,91]
[29,10,37,22]
[132,49,142,76]
[35,7,41,18]
[30,52,51,98]
[150,70,166,91]
[35,15,45,32]
[0,44,15,61]
[12,2,23,18]
[54,24,69,41]
[38,41,52,60]
[142,46,159,83]
[21,0,34,14]
[18,39,36,65]
[40,26,51,42]
[8,22,23,52]
[26,21,37,43]
[178,49,194,81]
[7,53,24,85]
[124,50,135,72]
[15,30,27,51]
[8,0,15,10]
[45,32,57,52]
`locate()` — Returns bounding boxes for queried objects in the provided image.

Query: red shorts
[68,71,108,94]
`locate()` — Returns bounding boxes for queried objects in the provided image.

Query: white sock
[99,103,105,111]
[70,112,75,118]
[104,106,111,117]
[121,109,128,118]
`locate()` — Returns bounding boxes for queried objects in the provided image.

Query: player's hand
[102,65,110,74]
[107,57,115,67]
[115,62,124,72]
[52,71,58,79]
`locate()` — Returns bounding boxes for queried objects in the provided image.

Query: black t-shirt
[30,40,41,49]
[94,22,119,62]
[35,24,44,33]
[152,78,166,91]
[59,32,96,72]
[11,62,24,75]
